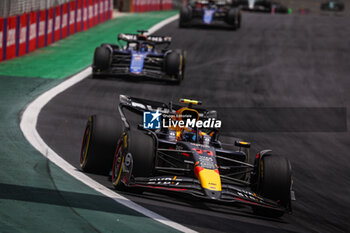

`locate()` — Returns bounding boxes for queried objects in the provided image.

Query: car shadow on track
[87,165,292,230]
[89,75,182,86]
[179,24,237,31]
[115,190,298,233]
[0,182,148,217]
[124,189,286,220]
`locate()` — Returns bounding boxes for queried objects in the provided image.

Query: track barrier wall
[133,0,173,13]
[0,0,113,62]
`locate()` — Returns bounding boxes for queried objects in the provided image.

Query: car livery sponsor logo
[143,110,161,129]
[130,52,147,73]
[203,9,215,24]
[147,177,180,186]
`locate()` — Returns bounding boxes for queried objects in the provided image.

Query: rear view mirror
[235,140,251,148]
[206,110,217,119]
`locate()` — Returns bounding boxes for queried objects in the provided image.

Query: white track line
[20,14,196,233]
[147,14,179,34]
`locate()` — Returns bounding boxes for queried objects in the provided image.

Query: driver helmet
[181,128,197,142]
[176,107,203,142]
[180,127,209,143]
[140,43,148,52]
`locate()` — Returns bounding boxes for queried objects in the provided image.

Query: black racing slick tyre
[252,155,292,217]
[226,8,241,30]
[93,46,111,72]
[128,130,155,177]
[80,115,122,175]
[179,6,192,28]
[164,51,184,83]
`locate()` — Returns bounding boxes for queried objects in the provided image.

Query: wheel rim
[80,121,92,167]
[112,143,124,187]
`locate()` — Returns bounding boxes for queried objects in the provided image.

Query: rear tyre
[252,154,292,217]
[92,46,111,78]
[129,130,155,177]
[80,115,122,175]
[179,6,192,28]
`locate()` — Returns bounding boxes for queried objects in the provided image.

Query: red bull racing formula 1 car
[179,0,242,29]
[80,95,294,217]
[92,30,186,83]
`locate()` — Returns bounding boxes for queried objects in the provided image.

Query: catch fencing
[132,0,173,12]
[0,0,113,62]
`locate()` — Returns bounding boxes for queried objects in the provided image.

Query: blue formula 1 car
[92,30,186,83]
[179,0,242,29]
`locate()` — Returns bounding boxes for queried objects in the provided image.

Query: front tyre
[92,46,111,78]
[252,154,292,217]
[164,51,184,84]
[129,130,155,177]
[112,132,150,194]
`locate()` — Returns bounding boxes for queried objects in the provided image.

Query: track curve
[37,13,350,233]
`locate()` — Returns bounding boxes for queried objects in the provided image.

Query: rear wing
[119,95,216,119]
[195,0,227,5]
[119,95,170,113]
[117,33,172,45]
[119,95,210,113]
[118,95,219,138]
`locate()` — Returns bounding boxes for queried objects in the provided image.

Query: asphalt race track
[37,13,350,233]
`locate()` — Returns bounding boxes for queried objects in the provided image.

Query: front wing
[127,176,286,212]
[93,67,179,82]
[93,50,179,82]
